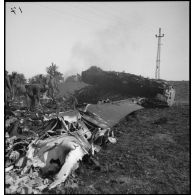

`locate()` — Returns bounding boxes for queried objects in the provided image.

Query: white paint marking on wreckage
[166,87,176,106]
[81,110,110,129]
[85,100,143,127]
[156,86,176,106]
[43,110,81,122]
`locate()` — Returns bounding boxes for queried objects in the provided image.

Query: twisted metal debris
[5,98,143,192]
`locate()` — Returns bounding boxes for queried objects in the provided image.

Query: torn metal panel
[58,110,81,122]
[48,144,85,189]
[80,110,110,129]
[6,117,18,128]
[43,110,81,122]
[27,130,92,166]
[84,100,143,127]
[25,131,91,189]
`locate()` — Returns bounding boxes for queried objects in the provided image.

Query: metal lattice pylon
[155,28,164,79]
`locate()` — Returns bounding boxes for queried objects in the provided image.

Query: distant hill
[168,81,189,103]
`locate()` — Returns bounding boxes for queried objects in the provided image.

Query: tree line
[6,62,64,86]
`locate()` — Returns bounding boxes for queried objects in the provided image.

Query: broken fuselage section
[76,67,176,107]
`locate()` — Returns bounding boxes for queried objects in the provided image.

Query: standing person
[12,82,42,111]
[25,84,42,110]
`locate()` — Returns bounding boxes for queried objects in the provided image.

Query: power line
[63,3,110,27]
[71,3,116,24]
[81,3,136,30]
[34,3,107,28]
[35,4,91,26]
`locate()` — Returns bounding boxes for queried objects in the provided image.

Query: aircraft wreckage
[6,99,144,191]
[74,66,176,107]
[5,67,176,192]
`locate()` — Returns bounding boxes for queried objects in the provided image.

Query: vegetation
[10,71,27,85]
[28,74,45,84]
[46,62,64,83]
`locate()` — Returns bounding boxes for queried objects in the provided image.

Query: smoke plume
[65,16,144,76]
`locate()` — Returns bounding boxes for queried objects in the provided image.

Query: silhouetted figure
[13,83,42,110]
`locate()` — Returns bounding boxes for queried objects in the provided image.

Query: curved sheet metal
[85,100,143,127]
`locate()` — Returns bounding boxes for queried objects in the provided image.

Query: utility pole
[155,28,164,79]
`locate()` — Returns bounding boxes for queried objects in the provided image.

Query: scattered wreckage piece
[82,100,143,127]
[5,110,44,172]
[7,118,39,139]
[25,133,89,189]
[6,116,18,128]
[5,135,31,172]
[137,97,171,108]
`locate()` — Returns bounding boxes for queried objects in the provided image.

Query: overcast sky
[6,2,189,80]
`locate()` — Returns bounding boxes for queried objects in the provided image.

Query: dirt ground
[44,103,189,194]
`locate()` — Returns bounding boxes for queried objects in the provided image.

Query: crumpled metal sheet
[84,100,143,127]
[80,110,110,129]
[25,130,92,189]
[6,117,18,128]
